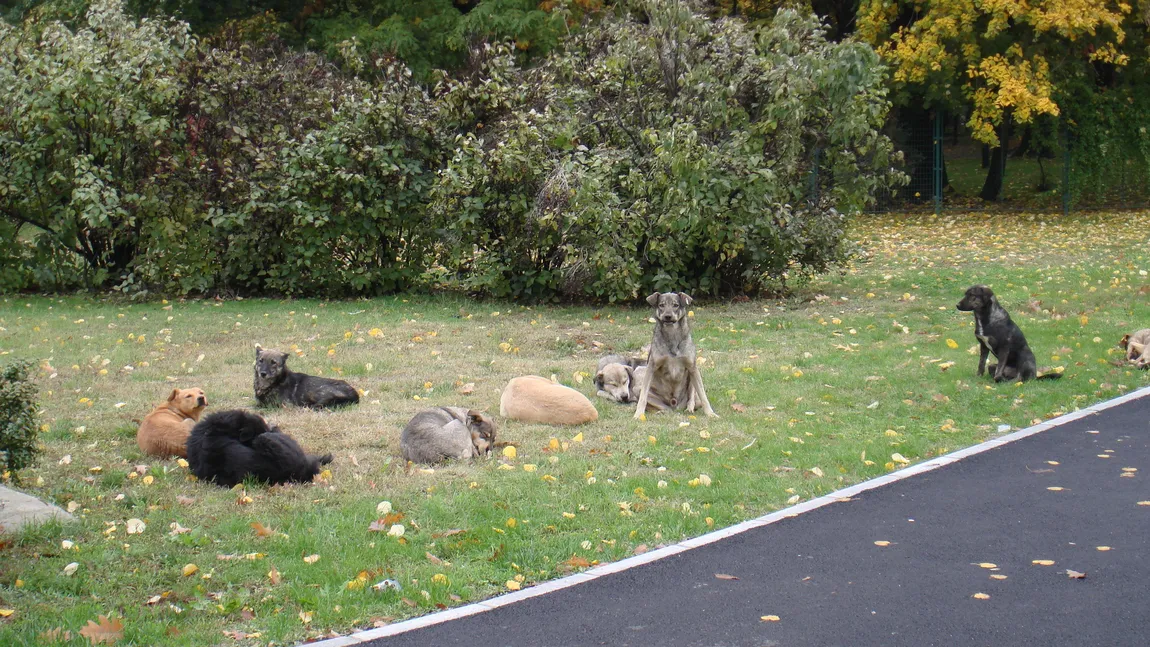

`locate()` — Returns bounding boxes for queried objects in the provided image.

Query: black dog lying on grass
[186,410,333,487]
[254,345,359,409]
[956,285,1062,383]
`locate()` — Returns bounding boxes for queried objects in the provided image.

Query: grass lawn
[1,211,1149,646]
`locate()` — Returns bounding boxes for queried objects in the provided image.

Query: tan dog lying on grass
[1119,329,1150,369]
[137,388,208,458]
[500,376,599,425]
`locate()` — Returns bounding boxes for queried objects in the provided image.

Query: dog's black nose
[198,397,207,405]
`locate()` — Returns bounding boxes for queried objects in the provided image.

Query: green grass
[1,211,1149,645]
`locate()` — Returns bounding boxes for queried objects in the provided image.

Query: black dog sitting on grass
[956,285,1062,383]
[253,345,359,409]
[186,410,333,487]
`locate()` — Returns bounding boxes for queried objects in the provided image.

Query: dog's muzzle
[197,397,208,406]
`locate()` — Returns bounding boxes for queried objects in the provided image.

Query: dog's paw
[633,412,647,421]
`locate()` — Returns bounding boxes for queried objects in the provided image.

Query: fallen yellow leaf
[502,446,517,460]
[506,580,521,591]
[972,593,990,600]
[1096,546,1111,552]
[760,615,780,622]
[1032,559,1055,566]
[977,563,997,569]
[303,554,320,564]
[989,574,1008,580]
[873,540,891,547]
[182,563,199,577]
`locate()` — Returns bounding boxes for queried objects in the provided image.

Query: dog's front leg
[633,363,657,420]
[993,348,1011,382]
[977,342,990,376]
[688,365,718,418]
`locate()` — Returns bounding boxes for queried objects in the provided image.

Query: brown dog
[1119,329,1150,369]
[501,376,599,425]
[137,388,208,458]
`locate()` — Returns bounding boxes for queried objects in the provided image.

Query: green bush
[139,23,442,296]
[431,1,901,301]
[0,362,42,477]
[0,0,193,289]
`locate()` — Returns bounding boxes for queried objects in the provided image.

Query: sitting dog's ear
[167,388,180,402]
[646,292,661,306]
[678,292,693,307]
[1119,334,1130,350]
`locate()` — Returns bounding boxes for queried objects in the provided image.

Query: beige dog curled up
[137,388,208,458]
[500,376,599,425]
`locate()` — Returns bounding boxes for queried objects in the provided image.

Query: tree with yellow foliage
[858,0,1141,200]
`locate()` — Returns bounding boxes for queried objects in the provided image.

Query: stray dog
[400,407,497,464]
[956,285,1062,382]
[500,376,599,424]
[185,409,333,487]
[633,292,718,418]
[254,345,359,408]
[137,388,208,458]
[1119,329,1150,369]
[594,355,647,404]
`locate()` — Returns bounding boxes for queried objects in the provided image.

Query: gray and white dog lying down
[400,406,497,464]
[593,354,647,404]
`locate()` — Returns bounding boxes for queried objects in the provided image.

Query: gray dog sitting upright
[253,345,360,408]
[633,292,717,419]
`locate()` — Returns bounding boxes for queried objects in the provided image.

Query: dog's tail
[1035,368,1064,380]
[317,453,334,465]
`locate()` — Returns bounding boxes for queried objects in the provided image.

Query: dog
[185,409,333,487]
[253,345,359,408]
[633,292,718,418]
[137,388,208,458]
[400,407,497,464]
[500,375,599,425]
[594,354,647,403]
[1119,329,1150,369]
[956,285,1062,382]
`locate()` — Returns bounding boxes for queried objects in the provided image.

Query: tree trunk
[981,144,990,168]
[980,144,1005,201]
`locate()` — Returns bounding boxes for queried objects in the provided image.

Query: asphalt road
[361,394,1150,647]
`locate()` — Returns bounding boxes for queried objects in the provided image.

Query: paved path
[0,485,73,535]
[332,389,1150,647]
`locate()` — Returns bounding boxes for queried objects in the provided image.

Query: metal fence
[861,108,1150,214]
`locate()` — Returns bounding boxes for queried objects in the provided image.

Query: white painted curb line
[305,385,1150,646]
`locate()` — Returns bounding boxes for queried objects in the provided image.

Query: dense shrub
[431,1,901,301]
[144,23,441,296]
[0,0,193,288]
[0,362,42,477]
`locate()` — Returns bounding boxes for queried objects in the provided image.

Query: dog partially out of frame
[253,345,359,409]
[185,410,333,488]
[137,387,208,458]
[593,354,647,404]
[956,285,1062,382]
[400,407,497,464]
[633,292,718,418]
[1119,329,1150,369]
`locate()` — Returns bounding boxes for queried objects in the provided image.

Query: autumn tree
[858,0,1137,200]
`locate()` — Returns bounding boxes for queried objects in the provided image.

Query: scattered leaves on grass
[40,628,73,642]
[505,580,521,591]
[63,562,79,576]
[298,611,312,624]
[730,402,747,413]
[176,495,195,506]
[181,564,198,577]
[125,519,145,535]
[0,609,13,617]
[78,615,124,644]
[458,382,475,395]
[268,566,282,585]
[250,522,275,538]
[303,554,320,564]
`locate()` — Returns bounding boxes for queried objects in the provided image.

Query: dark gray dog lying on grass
[956,285,1062,383]
[633,292,718,418]
[253,345,360,408]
